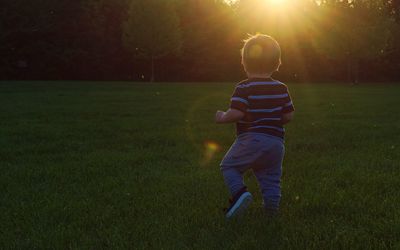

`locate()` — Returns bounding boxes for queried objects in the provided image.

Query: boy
[215,34,294,218]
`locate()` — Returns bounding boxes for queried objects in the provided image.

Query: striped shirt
[230,78,295,139]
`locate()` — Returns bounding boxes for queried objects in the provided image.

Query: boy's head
[241,34,281,75]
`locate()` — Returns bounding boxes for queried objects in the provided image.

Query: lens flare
[201,140,221,166]
[249,44,263,58]
[206,141,220,152]
[184,92,229,166]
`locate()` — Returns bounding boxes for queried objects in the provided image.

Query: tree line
[1,0,400,83]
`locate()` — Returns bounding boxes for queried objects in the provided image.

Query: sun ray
[269,0,287,6]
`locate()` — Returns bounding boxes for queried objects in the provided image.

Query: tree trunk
[150,56,155,82]
[347,57,352,84]
[347,57,359,85]
[353,59,359,85]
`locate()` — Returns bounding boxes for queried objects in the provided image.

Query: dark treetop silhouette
[1,0,400,82]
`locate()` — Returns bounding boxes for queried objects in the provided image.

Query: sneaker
[225,187,253,219]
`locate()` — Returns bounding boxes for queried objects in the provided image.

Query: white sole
[226,192,253,218]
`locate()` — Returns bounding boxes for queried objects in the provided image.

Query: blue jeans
[220,133,285,210]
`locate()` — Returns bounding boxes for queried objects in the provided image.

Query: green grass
[1,81,400,249]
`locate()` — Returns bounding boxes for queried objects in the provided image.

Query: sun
[269,0,288,6]
[226,0,288,6]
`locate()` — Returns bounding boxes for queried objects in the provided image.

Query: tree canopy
[1,0,399,82]
[122,0,182,81]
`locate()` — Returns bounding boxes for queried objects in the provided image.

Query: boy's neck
[246,73,273,79]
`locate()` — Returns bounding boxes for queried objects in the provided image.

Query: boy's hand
[215,110,225,123]
[215,109,245,124]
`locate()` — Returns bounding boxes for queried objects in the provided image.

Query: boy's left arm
[215,108,245,124]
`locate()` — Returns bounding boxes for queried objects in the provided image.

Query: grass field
[1,81,400,249]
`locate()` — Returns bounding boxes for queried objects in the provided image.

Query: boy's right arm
[215,85,248,124]
[215,108,245,124]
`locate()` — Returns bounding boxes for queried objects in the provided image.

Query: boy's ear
[275,59,282,72]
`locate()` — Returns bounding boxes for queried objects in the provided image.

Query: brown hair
[241,34,281,74]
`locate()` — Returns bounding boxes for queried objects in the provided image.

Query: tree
[386,0,400,22]
[315,0,395,83]
[176,0,240,81]
[78,0,129,79]
[0,0,67,78]
[122,0,182,82]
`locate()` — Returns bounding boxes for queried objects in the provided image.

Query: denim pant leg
[220,135,256,197]
[220,133,285,203]
[252,140,284,210]
[221,167,246,197]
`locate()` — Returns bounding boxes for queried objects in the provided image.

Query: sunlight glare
[269,0,288,6]
[226,0,288,6]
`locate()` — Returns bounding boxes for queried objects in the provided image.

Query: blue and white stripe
[237,81,282,88]
[231,97,249,105]
[247,107,283,113]
[248,125,285,132]
[238,117,281,124]
[283,101,293,107]
[248,93,288,100]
